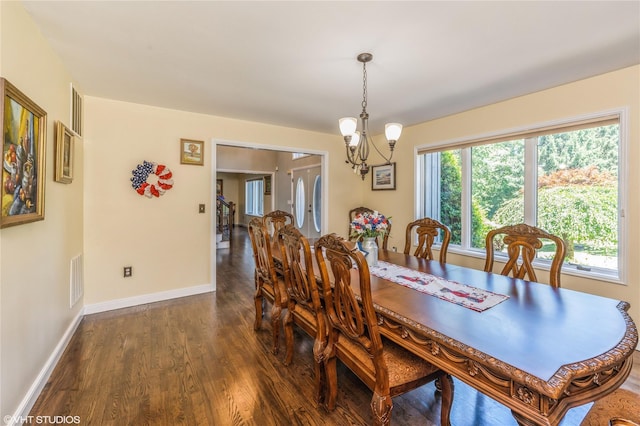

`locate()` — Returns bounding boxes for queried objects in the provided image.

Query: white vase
[360,237,379,267]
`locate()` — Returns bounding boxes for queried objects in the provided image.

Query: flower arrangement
[350,211,391,239]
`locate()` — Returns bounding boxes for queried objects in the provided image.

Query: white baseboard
[9,310,84,426]
[83,283,214,315]
[8,283,215,426]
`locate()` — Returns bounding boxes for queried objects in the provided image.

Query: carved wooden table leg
[512,410,549,426]
[439,374,454,426]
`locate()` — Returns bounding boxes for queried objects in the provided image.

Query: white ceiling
[21,1,640,135]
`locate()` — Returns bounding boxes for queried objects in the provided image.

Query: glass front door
[291,165,322,239]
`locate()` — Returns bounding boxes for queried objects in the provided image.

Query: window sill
[445,246,624,285]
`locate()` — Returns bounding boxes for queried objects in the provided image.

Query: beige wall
[0,2,84,416]
[363,65,640,325]
[83,97,355,306]
[217,144,278,172]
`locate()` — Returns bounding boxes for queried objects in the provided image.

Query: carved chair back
[314,234,451,425]
[263,209,294,239]
[315,233,387,392]
[278,224,322,322]
[263,209,294,274]
[348,206,391,250]
[247,217,287,353]
[484,223,566,288]
[403,217,451,263]
[610,418,640,426]
[277,224,327,403]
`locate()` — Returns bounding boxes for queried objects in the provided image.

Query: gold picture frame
[1,78,47,228]
[54,121,74,184]
[180,138,204,165]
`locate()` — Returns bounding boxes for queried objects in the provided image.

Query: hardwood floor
[30,227,639,425]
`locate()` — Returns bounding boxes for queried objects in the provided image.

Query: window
[417,111,624,280]
[245,178,264,216]
[295,177,305,228]
[312,175,322,233]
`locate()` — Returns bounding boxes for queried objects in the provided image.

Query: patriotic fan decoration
[131,160,173,198]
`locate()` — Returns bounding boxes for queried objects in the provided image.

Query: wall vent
[70,84,83,137]
[70,254,84,308]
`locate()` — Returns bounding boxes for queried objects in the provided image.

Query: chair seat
[580,388,640,426]
[289,303,319,336]
[336,335,441,394]
[263,279,288,307]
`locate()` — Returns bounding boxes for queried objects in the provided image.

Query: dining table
[365,249,637,426]
[272,237,638,425]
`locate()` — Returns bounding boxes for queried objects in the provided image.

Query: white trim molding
[84,283,213,315]
[8,311,83,426]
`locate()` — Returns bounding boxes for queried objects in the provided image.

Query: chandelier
[339,52,402,180]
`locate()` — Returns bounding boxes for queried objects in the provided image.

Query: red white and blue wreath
[131,161,173,197]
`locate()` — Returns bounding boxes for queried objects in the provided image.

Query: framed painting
[371,162,396,191]
[1,78,47,228]
[54,121,74,184]
[216,179,223,197]
[264,175,272,195]
[180,138,204,165]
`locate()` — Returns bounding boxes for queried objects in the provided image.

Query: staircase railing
[216,196,235,242]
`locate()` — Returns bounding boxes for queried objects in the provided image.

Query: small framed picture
[54,121,74,184]
[180,138,204,165]
[264,175,272,195]
[371,162,396,191]
[216,179,223,197]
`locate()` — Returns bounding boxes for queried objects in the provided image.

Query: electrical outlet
[392,246,398,252]
[199,204,205,213]
[123,266,132,277]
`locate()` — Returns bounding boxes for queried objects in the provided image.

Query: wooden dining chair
[247,217,288,354]
[610,419,640,426]
[348,206,391,250]
[484,223,567,288]
[315,233,453,426]
[277,224,327,404]
[263,209,294,274]
[580,387,640,426]
[404,217,451,263]
[263,209,294,238]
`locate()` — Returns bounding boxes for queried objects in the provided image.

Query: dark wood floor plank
[29,227,639,425]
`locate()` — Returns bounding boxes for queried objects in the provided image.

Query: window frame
[244,178,264,216]
[414,108,628,284]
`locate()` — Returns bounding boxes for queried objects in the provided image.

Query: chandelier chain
[361,62,368,111]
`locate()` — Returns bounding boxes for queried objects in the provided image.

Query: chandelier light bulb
[349,131,360,147]
[385,123,403,142]
[339,117,358,137]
